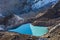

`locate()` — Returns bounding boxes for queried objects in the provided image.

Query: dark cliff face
[0,0,34,18]
[40,2,60,19]
[0,0,26,17]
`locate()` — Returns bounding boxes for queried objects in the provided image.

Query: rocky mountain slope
[0,0,60,40]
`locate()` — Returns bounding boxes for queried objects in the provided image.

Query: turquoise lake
[9,23,48,36]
